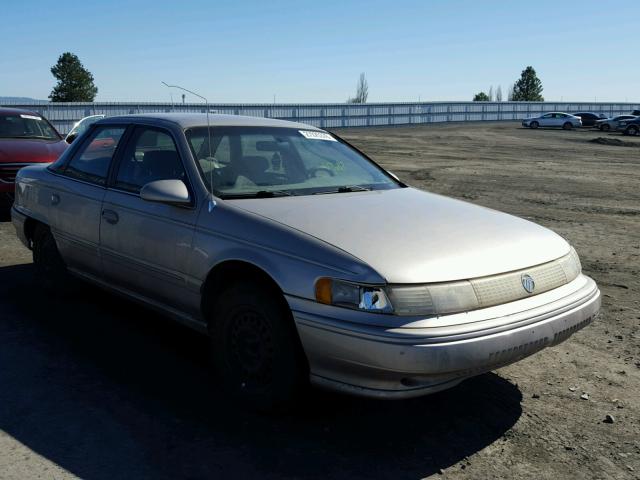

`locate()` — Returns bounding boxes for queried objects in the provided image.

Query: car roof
[0,107,42,117]
[95,113,323,131]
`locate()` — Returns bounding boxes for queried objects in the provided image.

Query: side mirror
[65,133,77,144]
[140,179,191,205]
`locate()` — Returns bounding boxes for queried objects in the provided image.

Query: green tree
[512,66,544,101]
[473,92,490,101]
[49,52,98,102]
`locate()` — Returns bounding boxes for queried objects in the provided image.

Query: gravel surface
[0,122,638,479]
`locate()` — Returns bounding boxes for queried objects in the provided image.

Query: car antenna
[161,82,215,211]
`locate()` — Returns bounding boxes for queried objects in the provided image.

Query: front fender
[189,200,385,300]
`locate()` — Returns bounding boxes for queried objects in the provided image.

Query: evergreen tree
[49,52,98,102]
[512,66,543,101]
[473,92,490,101]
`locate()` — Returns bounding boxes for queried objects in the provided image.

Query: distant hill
[0,96,45,103]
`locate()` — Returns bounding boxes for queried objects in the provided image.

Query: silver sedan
[595,115,637,131]
[522,112,582,129]
[11,113,600,408]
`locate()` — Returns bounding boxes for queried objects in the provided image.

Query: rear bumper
[289,274,600,399]
[11,206,29,248]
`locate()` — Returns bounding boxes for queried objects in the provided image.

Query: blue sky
[1,0,637,103]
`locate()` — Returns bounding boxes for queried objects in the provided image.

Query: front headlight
[386,281,479,316]
[558,246,582,281]
[314,278,479,316]
[315,278,393,313]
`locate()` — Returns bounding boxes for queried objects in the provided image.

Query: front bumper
[289,274,600,399]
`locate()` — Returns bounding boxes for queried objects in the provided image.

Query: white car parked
[522,112,582,130]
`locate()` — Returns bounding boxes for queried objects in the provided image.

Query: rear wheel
[562,122,573,130]
[530,121,539,129]
[32,224,68,291]
[626,125,639,136]
[210,281,308,411]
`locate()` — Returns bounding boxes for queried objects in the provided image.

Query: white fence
[2,100,638,134]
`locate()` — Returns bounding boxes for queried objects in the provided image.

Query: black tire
[601,124,610,132]
[32,224,69,291]
[530,121,539,129]
[210,281,308,411]
[562,122,573,130]
[627,125,639,136]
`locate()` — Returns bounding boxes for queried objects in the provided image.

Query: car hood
[0,138,68,164]
[227,187,571,283]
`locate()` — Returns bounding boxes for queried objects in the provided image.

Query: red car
[0,108,68,210]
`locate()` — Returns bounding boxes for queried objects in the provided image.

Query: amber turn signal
[315,278,333,304]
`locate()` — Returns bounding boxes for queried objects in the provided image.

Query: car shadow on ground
[0,263,523,479]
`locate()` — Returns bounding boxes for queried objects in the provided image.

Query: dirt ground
[0,122,638,479]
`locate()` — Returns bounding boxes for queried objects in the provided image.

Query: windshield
[0,113,60,140]
[185,126,400,198]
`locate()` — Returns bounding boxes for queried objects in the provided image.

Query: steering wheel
[308,167,335,178]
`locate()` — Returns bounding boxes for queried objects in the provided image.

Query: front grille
[468,250,580,309]
[471,261,567,307]
[0,163,34,183]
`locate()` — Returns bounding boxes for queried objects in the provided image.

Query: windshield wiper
[222,190,294,199]
[3,135,56,140]
[312,185,372,195]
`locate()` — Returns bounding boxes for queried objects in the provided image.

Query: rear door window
[64,126,126,185]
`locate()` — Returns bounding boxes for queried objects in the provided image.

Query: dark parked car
[631,110,640,116]
[0,108,68,210]
[571,112,605,127]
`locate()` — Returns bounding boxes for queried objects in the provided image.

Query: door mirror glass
[140,179,191,205]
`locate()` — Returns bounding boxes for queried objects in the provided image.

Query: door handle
[51,193,60,206]
[101,209,119,225]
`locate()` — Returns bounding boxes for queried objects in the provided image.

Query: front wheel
[530,121,539,129]
[601,124,610,131]
[562,122,573,130]
[210,282,308,411]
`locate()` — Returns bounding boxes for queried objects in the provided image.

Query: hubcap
[228,308,274,386]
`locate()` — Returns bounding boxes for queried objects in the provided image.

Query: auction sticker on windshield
[299,130,337,141]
